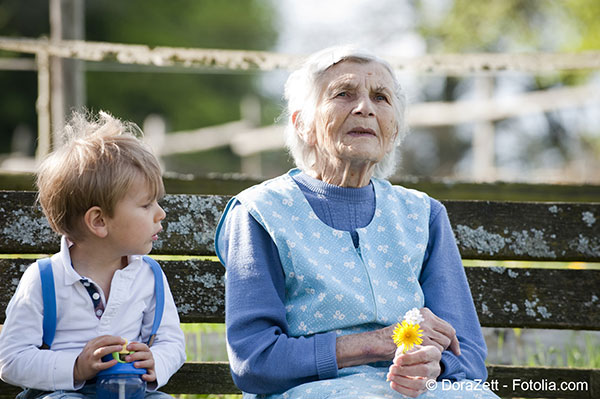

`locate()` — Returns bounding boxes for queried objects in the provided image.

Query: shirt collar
[58,236,83,285]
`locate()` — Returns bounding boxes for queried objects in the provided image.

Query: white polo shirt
[0,236,185,391]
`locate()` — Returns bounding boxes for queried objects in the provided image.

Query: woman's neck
[308,160,375,188]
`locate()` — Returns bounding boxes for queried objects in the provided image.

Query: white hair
[283,45,408,179]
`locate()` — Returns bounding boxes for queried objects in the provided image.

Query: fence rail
[2,37,600,74]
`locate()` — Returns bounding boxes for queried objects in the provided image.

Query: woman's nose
[353,95,375,116]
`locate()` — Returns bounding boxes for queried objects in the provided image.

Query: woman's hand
[335,307,459,369]
[419,307,461,356]
[124,341,157,382]
[386,345,442,398]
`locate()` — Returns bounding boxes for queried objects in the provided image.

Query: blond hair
[37,110,165,242]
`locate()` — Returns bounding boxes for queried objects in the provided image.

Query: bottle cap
[97,354,147,377]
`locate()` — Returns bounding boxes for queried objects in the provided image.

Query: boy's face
[105,174,165,256]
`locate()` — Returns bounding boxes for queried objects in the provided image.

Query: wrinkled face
[309,60,398,166]
[105,174,166,256]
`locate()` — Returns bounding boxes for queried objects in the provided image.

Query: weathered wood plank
[446,201,600,262]
[3,171,600,202]
[0,191,230,257]
[1,191,599,261]
[0,259,225,325]
[164,172,600,203]
[2,259,599,329]
[466,267,600,330]
[162,361,238,394]
[0,364,596,398]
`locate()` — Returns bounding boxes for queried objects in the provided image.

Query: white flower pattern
[230,172,496,398]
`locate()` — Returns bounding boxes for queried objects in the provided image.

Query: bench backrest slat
[1,191,599,261]
[2,259,598,330]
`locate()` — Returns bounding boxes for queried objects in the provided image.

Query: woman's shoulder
[375,178,430,205]
[373,178,448,220]
[236,171,298,202]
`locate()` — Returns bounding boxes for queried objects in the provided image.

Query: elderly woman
[215,46,499,399]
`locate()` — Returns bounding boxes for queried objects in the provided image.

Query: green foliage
[0,0,278,155]
[563,0,600,51]
[84,0,278,131]
[417,0,600,53]
[85,0,276,50]
[83,0,279,131]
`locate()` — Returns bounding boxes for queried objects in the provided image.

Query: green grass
[177,323,239,399]
[489,328,600,368]
[463,259,600,270]
[523,333,600,368]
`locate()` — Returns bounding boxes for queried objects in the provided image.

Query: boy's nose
[156,205,166,221]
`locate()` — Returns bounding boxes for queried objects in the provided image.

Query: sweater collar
[291,169,374,202]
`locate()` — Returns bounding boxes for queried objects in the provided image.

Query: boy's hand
[124,341,157,382]
[74,335,126,383]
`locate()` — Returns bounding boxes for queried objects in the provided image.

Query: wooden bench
[0,190,599,398]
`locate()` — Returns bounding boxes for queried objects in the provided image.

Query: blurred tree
[85,0,278,132]
[0,0,48,155]
[0,0,277,158]
[402,0,600,180]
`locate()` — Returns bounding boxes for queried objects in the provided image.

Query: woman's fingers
[420,308,461,356]
[389,346,441,376]
[420,329,448,352]
[389,376,428,398]
[388,346,442,397]
[448,334,461,356]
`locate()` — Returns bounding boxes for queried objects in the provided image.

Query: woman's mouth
[347,127,376,137]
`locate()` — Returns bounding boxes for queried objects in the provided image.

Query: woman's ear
[386,129,399,153]
[292,111,316,146]
[83,206,108,238]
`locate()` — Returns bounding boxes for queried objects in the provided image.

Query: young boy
[0,111,186,399]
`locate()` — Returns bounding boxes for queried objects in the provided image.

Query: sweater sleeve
[420,198,489,382]
[217,199,338,394]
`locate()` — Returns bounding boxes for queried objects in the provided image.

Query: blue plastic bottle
[96,353,147,399]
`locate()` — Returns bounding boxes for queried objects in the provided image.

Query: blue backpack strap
[142,256,164,347]
[38,258,56,349]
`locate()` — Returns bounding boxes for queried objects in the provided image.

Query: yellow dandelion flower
[392,321,423,353]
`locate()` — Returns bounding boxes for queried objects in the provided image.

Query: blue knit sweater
[217,172,488,394]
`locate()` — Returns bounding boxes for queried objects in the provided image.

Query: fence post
[49,0,86,148]
[35,50,52,160]
[472,76,496,181]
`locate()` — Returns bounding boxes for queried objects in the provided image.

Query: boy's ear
[83,206,108,238]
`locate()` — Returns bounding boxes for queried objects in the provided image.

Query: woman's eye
[336,92,347,97]
[375,94,388,101]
